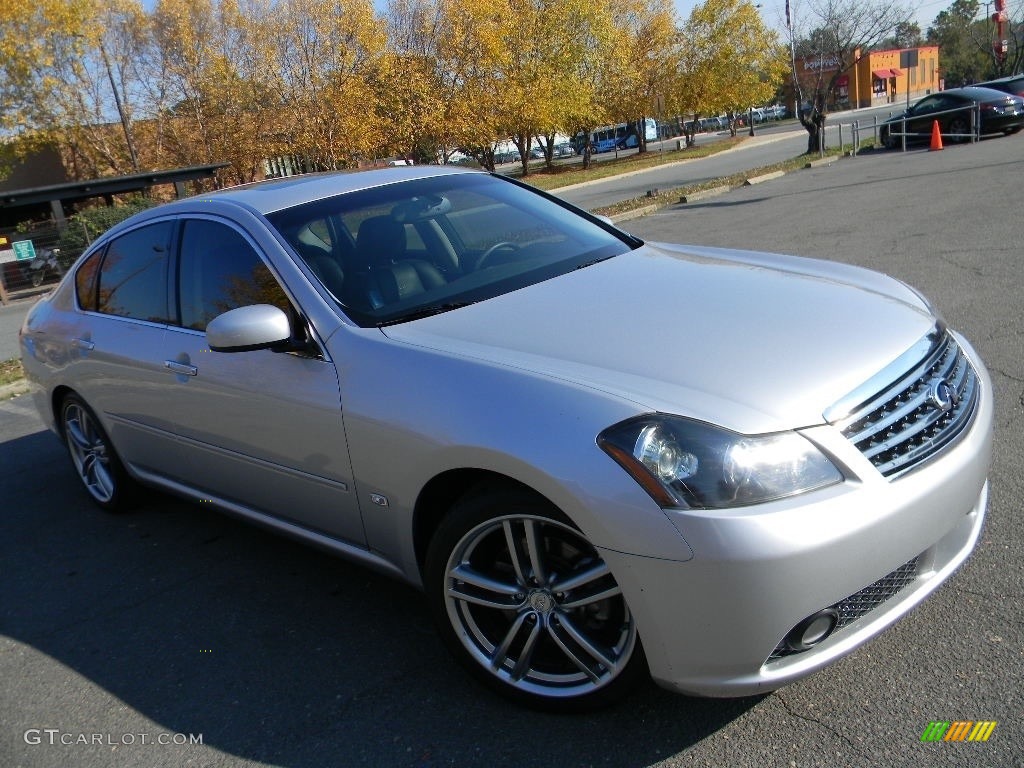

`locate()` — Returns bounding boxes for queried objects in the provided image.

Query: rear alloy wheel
[426,487,645,711]
[61,394,135,511]
[948,116,970,143]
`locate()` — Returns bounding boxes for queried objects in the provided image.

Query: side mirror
[207,304,291,352]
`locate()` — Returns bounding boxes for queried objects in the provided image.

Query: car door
[160,215,365,546]
[67,219,196,480]
[907,95,947,136]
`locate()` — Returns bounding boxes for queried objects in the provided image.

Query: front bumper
[601,345,993,698]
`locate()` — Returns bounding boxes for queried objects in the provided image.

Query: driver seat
[355,215,446,306]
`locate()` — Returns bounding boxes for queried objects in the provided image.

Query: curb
[744,170,786,185]
[0,379,30,400]
[611,204,660,223]
[805,157,835,168]
[679,185,731,203]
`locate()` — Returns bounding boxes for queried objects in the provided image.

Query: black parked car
[879,86,1024,148]
[973,74,1024,99]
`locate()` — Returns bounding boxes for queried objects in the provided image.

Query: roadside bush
[57,197,158,261]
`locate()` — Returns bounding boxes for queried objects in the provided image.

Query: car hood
[380,243,937,433]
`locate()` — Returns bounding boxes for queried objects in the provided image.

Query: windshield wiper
[574,255,615,271]
[377,301,476,327]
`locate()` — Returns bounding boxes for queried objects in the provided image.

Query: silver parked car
[20,166,993,710]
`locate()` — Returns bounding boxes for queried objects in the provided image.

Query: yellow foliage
[2,0,789,183]
[679,0,788,116]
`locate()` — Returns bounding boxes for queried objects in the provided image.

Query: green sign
[13,240,36,261]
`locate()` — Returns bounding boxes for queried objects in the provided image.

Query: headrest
[355,215,406,267]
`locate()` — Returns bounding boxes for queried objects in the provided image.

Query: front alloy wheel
[949,116,970,143]
[426,488,645,710]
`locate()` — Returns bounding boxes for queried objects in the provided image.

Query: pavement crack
[935,252,986,278]
[775,691,874,762]
[989,366,1024,384]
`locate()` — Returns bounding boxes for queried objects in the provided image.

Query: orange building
[852,45,941,108]
[790,45,942,112]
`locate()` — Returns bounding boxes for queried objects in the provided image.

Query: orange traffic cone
[929,120,943,151]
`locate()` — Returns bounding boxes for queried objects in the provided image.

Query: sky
[670,0,963,38]
[138,0,996,40]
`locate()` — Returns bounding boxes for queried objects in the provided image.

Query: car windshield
[265,173,638,326]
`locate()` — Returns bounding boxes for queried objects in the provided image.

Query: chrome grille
[768,556,921,662]
[833,333,979,478]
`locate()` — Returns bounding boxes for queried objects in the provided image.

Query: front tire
[425,486,646,711]
[60,394,136,511]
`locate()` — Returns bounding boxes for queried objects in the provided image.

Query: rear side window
[177,219,289,331]
[75,251,101,311]
[95,222,173,322]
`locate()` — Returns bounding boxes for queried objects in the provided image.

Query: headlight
[597,415,842,509]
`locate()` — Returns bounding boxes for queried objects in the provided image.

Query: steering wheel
[475,241,520,270]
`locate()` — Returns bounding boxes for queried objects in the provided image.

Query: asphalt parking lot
[2,135,1023,768]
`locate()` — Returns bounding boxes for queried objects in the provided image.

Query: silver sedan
[19,166,993,710]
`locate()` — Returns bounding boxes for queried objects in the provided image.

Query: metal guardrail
[797,102,983,160]
[847,103,981,155]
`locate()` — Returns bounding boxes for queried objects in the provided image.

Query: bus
[574,118,658,153]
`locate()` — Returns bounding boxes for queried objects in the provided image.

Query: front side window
[178,219,290,331]
[95,221,173,322]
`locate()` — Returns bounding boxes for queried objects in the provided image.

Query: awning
[889,68,904,77]
[873,68,897,79]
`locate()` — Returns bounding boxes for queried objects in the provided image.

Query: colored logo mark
[921,721,997,742]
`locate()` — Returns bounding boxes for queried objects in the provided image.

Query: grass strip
[0,358,24,387]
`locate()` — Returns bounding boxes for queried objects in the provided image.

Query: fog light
[784,608,839,652]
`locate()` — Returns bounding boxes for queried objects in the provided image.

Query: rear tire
[425,485,647,711]
[948,117,970,143]
[60,394,137,512]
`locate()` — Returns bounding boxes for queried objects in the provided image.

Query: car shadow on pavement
[2,428,766,767]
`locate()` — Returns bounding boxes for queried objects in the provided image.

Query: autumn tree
[426,0,511,171]
[260,0,389,173]
[380,0,446,163]
[600,0,679,153]
[679,0,788,136]
[498,0,622,174]
[0,0,148,179]
[786,0,911,153]
[559,5,619,169]
[142,0,285,185]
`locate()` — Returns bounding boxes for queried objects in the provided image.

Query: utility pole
[99,42,141,172]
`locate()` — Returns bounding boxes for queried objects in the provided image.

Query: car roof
[942,85,1020,101]
[167,164,481,217]
[976,73,1024,85]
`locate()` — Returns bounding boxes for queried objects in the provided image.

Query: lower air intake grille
[768,556,921,662]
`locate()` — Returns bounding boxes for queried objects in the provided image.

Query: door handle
[164,360,198,376]
[71,338,95,351]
